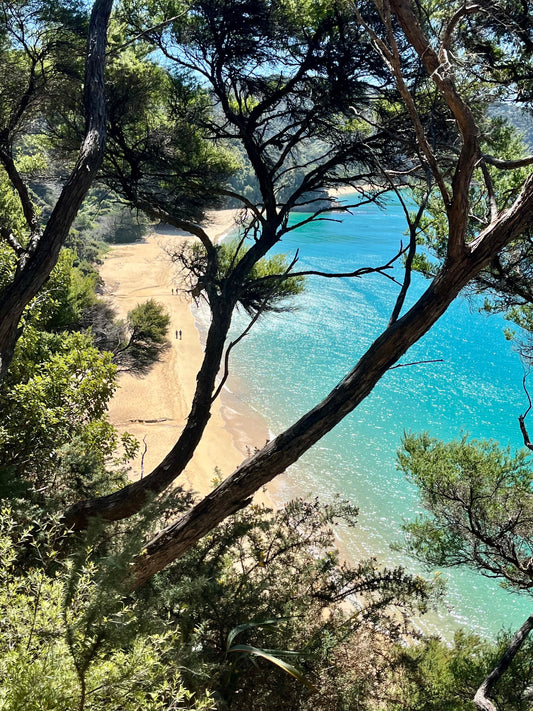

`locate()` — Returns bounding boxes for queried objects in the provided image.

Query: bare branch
[521,370,532,420]
[1,228,24,256]
[262,248,406,287]
[388,0,482,260]
[441,4,483,55]
[0,147,41,247]
[216,188,265,224]
[107,11,189,56]
[479,160,499,222]
[389,176,430,324]
[389,358,444,369]
[354,1,451,208]
[481,154,533,170]
[211,253,299,403]
[518,371,533,450]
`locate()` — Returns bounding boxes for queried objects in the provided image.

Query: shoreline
[101,208,277,507]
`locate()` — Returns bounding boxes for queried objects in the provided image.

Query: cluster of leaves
[96,41,237,223]
[139,497,437,710]
[174,238,305,315]
[0,324,133,506]
[2,487,530,711]
[0,231,173,506]
[398,433,533,593]
[382,629,533,711]
[2,1,533,709]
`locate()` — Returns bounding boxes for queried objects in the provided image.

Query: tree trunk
[64,302,234,528]
[0,0,113,379]
[474,614,533,711]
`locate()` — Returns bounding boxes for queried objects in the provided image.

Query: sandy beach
[101,209,272,502]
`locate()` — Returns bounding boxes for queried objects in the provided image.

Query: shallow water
[227,194,532,638]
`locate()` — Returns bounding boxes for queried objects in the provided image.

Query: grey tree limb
[473,614,533,711]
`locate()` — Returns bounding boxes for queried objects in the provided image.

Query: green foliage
[0,167,26,246]
[1,242,99,335]
[218,240,305,314]
[0,508,214,711]
[225,620,318,693]
[2,3,533,709]
[0,327,129,504]
[398,433,533,593]
[177,238,305,315]
[142,497,436,710]
[97,40,238,222]
[30,249,98,332]
[112,298,171,375]
[380,629,533,711]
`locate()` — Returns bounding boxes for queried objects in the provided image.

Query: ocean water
[226,193,532,638]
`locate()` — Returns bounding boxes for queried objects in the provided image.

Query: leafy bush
[0,508,214,711]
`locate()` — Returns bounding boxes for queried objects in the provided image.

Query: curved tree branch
[518,370,533,450]
[388,0,481,261]
[125,174,533,588]
[473,614,533,711]
[481,154,533,169]
[211,253,299,403]
[0,0,114,380]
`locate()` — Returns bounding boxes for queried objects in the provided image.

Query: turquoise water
[227,194,532,638]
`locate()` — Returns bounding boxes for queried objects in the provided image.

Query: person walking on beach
[179,330,182,340]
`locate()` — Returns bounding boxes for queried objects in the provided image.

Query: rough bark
[388,0,480,261]
[127,172,533,588]
[0,0,113,380]
[473,614,533,711]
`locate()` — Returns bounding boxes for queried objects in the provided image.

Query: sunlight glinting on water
[225,195,531,637]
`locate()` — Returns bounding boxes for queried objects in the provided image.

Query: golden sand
[100,209,273,502]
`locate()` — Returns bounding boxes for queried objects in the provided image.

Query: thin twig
[518,369,533,450]
[140,435,148,479]
[211,255,299,403]
[388,175,431,325]
[389,358,444,369]
[106,11,189,56]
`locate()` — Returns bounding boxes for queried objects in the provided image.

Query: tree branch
[257,250,405,287]
[473,614,533,711]
[482,154,533,169]
[0,0,114,379]
[0,146,41,250]
[518,371,533,450]
[357,1,451,209]
[211,253,299,403]
[125,181,533,588]
[387,0,481,261]
[479,160,499,222]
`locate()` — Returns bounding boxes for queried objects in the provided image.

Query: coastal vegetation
[0,0,533,708]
